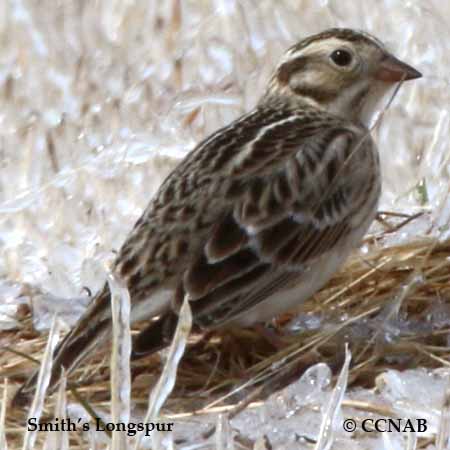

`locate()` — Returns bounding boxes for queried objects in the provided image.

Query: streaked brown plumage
[14,28,421,406]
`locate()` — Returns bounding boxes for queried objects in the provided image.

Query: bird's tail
[12,286,180,408]
[12,286,112,408]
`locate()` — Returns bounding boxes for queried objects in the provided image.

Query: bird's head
[264,28,421,126]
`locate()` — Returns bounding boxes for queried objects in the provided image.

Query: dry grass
[2,213,450,448]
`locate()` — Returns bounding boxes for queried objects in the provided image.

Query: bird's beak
[375,54,422,82]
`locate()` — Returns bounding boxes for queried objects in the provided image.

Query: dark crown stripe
[288,28,384,54]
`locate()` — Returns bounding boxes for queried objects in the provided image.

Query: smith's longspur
[14,28,421,405]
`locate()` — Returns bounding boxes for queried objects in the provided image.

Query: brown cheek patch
[277,56,307,85]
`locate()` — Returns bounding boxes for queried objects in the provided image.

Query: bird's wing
[114,104,375,329]
[165,105,377,328]
[185,216,353,328]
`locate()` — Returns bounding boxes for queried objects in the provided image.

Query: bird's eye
[330,49,353,67]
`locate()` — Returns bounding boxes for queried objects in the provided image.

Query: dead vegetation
[2,213,450,448]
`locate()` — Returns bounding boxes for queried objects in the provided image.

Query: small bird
[14,28,421,405]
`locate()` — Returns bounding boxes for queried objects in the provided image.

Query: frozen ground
[0,1,449,449]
